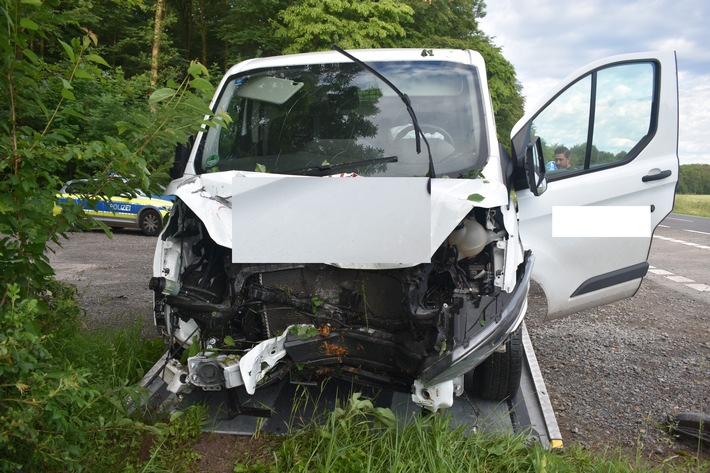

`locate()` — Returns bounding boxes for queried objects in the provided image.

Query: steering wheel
[393,124,455,146]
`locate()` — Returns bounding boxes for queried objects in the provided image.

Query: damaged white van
[150,48,678,412]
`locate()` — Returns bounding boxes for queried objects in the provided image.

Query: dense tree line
[677,164,710,194]
[13,0,524,150]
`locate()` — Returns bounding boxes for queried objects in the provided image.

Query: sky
[479,0,709,165]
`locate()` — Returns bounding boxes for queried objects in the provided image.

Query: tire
[466,327,523,401]
[139,209,162,236]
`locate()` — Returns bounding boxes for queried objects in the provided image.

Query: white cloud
[678,72,710,165]
[480,0,710,164]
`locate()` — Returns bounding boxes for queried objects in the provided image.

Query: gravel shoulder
[526,278,709,458]
[48,230,709,461]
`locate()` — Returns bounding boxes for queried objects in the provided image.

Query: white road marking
[686,284,710,292]
[667,275,695,283]
[664,217,693,222]
[647,265,708,293]
[658,224,710,237]
[653,235,710,250]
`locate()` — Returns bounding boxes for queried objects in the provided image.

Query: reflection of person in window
[554,146,572,169]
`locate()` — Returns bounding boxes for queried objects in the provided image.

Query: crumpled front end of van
[151,171,531,412]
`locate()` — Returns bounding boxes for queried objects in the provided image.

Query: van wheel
[139,209,162,236]
[466,327,523,401]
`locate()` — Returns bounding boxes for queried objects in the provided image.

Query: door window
[530,62,656,179]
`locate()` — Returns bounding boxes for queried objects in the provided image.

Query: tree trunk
[198,0,208,65]
[222,0,231,71]
[150,0,166,86]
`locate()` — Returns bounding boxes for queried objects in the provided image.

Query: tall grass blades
[673,194,710,218]
[0,281,166,472]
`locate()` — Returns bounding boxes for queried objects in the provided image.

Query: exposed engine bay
[151,197,530,412]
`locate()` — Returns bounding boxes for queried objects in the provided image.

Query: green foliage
[0,0,100,298]
[235,391,700,473]
[0,3,223,469]
[1,0,224,301]
[114,60,230,179]
[677,164,710,194]
[275,0,415,53]
[216,0,292,64]
[401,0,486,44]
[129,406,207,473]
[0,282,163,471]
[85,0,186,81]
[289,324,319,339]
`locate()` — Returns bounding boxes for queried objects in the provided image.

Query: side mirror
[524,137,547,196]
[170,136,194,179]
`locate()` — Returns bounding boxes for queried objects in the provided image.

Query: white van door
[512,51,679,320]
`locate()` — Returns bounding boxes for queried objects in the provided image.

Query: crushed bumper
[420,250,534,386]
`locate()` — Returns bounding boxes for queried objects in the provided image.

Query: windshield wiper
[331,45,437,182]
[282,155,398,176]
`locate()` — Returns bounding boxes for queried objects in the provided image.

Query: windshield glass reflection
[197,61,488,177]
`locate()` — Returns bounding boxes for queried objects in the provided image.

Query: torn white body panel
[165,171,512,270]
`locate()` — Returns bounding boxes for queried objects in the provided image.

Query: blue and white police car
[55,179,173,236]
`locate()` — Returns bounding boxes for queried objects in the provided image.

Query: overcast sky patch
[480,0,709,164]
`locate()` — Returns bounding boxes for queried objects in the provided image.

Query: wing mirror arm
[170,135,194,179]
[525,137,547,196]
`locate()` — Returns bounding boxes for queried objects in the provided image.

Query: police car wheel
[139,209,162,236]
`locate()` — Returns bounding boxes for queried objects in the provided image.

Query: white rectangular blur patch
[232,175,431,264]
[552,206,651,238]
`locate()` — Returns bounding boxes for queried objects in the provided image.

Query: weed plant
[0,280,165,472]
[234,392,708,472]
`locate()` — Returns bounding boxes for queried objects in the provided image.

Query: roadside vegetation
[674,164,710,217]
[674,194,710,218]
[676,164,710,195]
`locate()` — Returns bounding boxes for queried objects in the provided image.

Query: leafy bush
[0,283,99,470]
[0,281,166,471]
[1,0,227,301]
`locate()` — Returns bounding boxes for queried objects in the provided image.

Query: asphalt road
[662,212,710,233]
[649,213,710,304]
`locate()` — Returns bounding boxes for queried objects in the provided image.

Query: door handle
[642,169,672,182]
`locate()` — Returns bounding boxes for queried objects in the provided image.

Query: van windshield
[196,61,488,177]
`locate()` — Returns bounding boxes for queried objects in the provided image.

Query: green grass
[228,392,708,473]
[1,281,168,472]
[141,391,708,473]
[674,194,710,218]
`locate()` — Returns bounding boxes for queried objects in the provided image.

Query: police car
[55,179,173,236]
